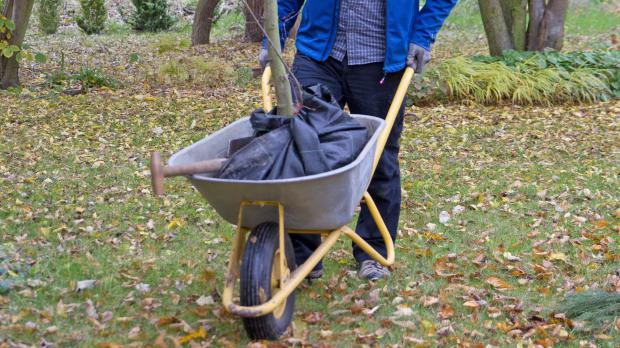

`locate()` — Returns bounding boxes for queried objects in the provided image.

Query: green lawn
[0,1,619,347]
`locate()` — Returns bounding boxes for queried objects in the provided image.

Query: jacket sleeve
[410,0,458,51]
[261,0,305,50]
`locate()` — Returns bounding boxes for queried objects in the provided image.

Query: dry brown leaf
[439,304,454,319]
[463,300,480,308]
[485,276,512,290]
[423,296,439,307]
[301,312,324,324]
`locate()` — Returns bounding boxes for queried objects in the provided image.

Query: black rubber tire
[240,222,297,340]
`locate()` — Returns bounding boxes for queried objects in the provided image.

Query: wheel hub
[271,248,290,319]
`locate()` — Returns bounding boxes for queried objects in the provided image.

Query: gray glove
[259,48,269,69]
[406,44,431,73]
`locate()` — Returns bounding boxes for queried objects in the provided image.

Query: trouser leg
[288,54,345,269]
[343,63,406,263]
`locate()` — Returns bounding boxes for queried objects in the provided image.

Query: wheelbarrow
[151,66,414,340]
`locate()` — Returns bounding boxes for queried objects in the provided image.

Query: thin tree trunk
[1,0,34,89]
[243,0,263,42]
[541,0,568,50]
[526,0,545,50]
[500,0,527,51]
[0,0,15,82]
[191,0,220,46]
[264,0,293,116]
[478,0,514,55]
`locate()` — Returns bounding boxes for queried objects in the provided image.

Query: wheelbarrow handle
[262,66,273,111]
[150,151,226,196]
[373,67,414,172]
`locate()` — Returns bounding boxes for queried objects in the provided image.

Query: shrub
[154,36,190,54]
[76,0,107,35]
[411,50,620,105]
[39,0,62,34]
[156,56,234,87]
[72,67,118,90]
[46,52,70,88]
[129,0,175,32]
[46,53,118,91]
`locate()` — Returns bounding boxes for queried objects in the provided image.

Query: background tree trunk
[479,0,569,54]
[478,0,514,55]
[264,0,293,116]
[243,0,263,42]
[191,0,220,46]
[526,0,568,51]
[526,0,545,50]
[0,0,35,89]
[540,0,569,50]
[500,0,527,51]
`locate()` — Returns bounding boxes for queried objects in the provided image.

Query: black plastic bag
[217,84,368,180]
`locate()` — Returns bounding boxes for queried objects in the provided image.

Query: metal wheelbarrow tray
[168,114,386,231]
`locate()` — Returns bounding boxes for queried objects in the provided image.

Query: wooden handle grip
[162,158,227,177]
[150,151,226,196]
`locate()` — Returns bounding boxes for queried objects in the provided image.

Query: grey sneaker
[358,260,390,281]
[307,268,323,280]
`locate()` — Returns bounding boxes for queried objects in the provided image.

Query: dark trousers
[290,54,405,268]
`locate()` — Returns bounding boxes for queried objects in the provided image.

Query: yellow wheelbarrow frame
[222,66,414,317]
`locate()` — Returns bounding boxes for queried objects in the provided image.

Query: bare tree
[191,0,221,46]
[0,0,35,89]
[478,0,568,55]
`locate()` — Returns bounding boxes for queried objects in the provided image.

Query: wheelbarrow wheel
[240,222,296,340]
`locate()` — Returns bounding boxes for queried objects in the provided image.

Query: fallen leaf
[463,300,480,308]
[128,326,141,339]
[549,252,568,262]
[485,276,512,290]
[439,304,454,319]
[423,296,439,307]
[394,305,414,317]
[76,279,96,291]
[301,312,324,324]
[178,325,207,344]
[196,295,214,306]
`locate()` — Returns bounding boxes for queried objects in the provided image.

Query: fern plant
[76,0,107,35]
[129,0,175,32]
[556,291,620,333]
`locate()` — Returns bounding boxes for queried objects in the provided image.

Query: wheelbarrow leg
[342,192,395,267]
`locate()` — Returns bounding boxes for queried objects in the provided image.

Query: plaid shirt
[330,0,386,65]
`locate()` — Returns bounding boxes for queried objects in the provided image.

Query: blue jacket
[268,0,458,73]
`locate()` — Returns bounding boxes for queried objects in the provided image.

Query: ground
[0,1,619,347]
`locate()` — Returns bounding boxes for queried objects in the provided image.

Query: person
[259,0,457,281]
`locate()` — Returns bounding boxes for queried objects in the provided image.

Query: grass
[566,9,620,35]
[0,79,618,347]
